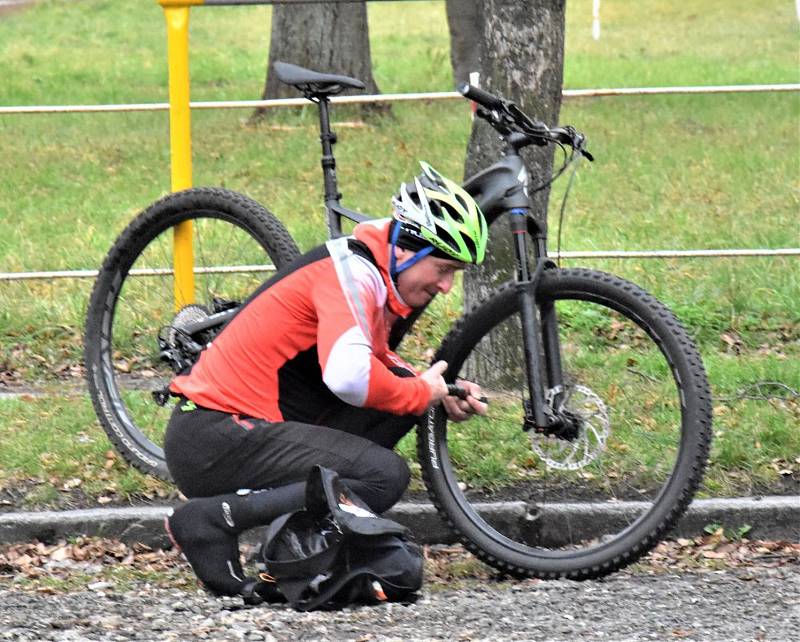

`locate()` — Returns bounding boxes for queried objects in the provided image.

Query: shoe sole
[164,515,183,554]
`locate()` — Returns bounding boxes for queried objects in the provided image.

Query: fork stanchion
[161,1,197,309]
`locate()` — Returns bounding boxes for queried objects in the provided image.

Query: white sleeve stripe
[322,325,372,406]
[326,237,373,343]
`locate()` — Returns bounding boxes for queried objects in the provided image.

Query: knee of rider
[370,452,410,513]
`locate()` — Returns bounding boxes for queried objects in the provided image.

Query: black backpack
[257,465,424,611]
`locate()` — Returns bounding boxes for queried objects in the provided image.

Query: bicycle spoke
[194,219,214,305]
[105,216,277,450]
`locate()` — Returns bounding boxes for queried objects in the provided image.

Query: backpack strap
[347,238,378,266]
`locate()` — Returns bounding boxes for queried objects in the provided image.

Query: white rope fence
[1,82,798,282]
[3,249,799,282]
[1,83,798,114]
[0,266,276,282]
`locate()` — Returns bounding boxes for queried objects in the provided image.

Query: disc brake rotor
[530,384,610,470]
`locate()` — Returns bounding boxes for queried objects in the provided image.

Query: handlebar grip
[446,383,489,405]
[457,83,506,112]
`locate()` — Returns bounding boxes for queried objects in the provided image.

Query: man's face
[394,248,465,308]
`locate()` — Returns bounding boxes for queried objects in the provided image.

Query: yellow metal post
[162,2,195,309]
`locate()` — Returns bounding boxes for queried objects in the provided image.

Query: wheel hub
[528,384,610,470]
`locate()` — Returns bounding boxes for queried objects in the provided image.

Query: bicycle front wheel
[85,188,300,479]
[418,268,712,579]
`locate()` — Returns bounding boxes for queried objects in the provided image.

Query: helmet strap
[395,246,434,275]
[389,222,435,280]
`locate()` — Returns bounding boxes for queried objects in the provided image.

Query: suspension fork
[509,209,566,430]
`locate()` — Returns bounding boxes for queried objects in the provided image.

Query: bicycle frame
[174,94,567,432]
[315,95,567,432]
[463,145,566,431]
[315,96,370,238]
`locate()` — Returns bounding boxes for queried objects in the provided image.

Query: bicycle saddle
[273,61,365,96]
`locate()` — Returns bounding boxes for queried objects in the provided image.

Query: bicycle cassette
[158,304,211,373]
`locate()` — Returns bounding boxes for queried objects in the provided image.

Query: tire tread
[417,268,712,580]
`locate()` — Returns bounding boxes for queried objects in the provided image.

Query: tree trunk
[463,0,565,304]
[445,0,483,85]
[461,0,565,386]
[257,1,381,116]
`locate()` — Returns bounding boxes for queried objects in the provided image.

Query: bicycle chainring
[529,384,610,470]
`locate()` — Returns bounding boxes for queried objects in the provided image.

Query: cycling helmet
[389,162,487,278]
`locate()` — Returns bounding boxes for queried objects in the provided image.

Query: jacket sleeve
[312,261,431,416]
[377,348,421,377]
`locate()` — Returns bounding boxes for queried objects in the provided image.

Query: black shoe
[240,578,287,606]
[165,502,249,597]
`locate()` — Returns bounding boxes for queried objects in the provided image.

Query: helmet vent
[442,202,464,224]
[392,161,488,265]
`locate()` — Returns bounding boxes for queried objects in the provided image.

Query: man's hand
[420,360,450,404]
[442,379,488,422]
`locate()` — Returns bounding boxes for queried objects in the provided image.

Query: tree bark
[463,0,566,305]
[259,1,381,109]
[460,0,565,386]
[445,0,483,85]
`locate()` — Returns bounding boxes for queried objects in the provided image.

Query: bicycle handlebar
[457,82,506,112]
[458,83,594,161]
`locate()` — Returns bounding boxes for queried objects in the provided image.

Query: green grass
[0,0,798,502]
[564,0,798,87]
[0,394,173,507]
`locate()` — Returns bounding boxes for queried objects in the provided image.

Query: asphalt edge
[1,496,797,549]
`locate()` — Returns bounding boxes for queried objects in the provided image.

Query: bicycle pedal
[152,388,171,407]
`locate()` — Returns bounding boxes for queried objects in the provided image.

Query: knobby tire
[84,188,300,480]
[417,268,713,580]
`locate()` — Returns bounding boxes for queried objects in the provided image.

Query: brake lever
[570,130,594,161]
[447,384,489,405]
[475,107,512,136]
[558,126,595,162]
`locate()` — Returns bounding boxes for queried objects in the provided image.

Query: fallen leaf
[49,547,69,562]
[36,586,58,594]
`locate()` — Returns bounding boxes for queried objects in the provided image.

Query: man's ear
[394,246,414,262]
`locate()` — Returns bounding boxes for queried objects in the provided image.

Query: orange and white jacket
[169,219,432,423]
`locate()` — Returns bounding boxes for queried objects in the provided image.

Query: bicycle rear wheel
[418,268,712,579]
[85,188,300,479]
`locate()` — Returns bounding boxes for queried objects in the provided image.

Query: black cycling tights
[164,399,418,514]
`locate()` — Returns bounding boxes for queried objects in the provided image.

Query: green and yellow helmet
[390,162,488,271]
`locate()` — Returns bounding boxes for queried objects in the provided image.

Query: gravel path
[1,566,798,641]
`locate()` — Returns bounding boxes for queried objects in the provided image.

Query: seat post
[316,97,343,235]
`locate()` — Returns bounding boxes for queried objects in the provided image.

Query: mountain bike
[85,61,712,580]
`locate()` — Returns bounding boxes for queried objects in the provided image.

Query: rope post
[160,0,202,309]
